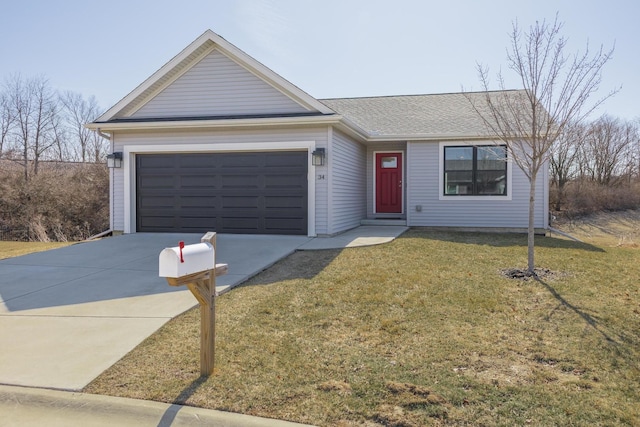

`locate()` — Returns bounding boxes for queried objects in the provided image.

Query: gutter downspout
[96,128,111,140]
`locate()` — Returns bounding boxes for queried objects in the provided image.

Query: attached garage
[135,151,308,235]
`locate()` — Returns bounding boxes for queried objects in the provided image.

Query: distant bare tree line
[0,74,109,241]
[0,74,108,181]
[551,115,640,215]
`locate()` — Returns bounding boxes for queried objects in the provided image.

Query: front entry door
[375,152,403,213]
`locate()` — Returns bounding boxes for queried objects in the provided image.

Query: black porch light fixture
[312,148,325,166]
[106,152,123,168]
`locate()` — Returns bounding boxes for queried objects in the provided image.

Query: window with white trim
[443,145,507,196]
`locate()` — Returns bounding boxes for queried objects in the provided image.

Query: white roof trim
[367,133,499,142]
[96,29,333,122]
[87,114,345,132]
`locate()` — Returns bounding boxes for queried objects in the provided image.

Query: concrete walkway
[0,225,407,426]
[298,225,408,250]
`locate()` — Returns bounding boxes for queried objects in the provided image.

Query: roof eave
[366,133,505,142]
[86,114,345,132]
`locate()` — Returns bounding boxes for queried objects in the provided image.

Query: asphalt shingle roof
[320,90,527,139]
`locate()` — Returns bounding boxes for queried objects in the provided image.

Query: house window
[444,145,507,196]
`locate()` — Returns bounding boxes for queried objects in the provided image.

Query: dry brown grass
[553,209,640,247]
[85,230,640,426]
[0,241,74,259]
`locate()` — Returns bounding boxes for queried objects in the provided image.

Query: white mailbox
[159,242,215,278]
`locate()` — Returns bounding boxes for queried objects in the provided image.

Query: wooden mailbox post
[159,232,228,375]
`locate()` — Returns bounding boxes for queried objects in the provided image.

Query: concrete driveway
[0,233,311,391]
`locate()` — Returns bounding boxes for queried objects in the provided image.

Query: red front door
[375,152,403,213]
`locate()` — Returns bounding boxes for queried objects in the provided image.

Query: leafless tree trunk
[0,92,13,158]
[4,75,59,181]
[60,91,106,163]
[550,122,584,210]
[51,115,69,162]
[583,116,636,185]
[466,14,617,274]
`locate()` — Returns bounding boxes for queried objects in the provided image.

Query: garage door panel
[138,175,174,189]
[221,196,260,209]
[178,155,215,168]
[138,216,175,229]
[221,175,259,188]
[265,217,307,231]
[138,195,175,208]
[136,152,307,234]
[265,196,305,209]
[265,152,307,166]
[138,155,174,168]
[265,174,306,188]
[220,154,261,168]
[180,195,218,207]
[180,175,218,188]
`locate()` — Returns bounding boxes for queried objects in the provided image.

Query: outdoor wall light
[106,152,123,168]
[312,148,325,166]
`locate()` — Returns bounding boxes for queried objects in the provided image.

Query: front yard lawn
[85,230,640,426]
[0,241,73,259]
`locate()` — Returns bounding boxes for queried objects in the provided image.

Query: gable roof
[90,29,528,142]
[95,30,334,122]
[321,90,529,140]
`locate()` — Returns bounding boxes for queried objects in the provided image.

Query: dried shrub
[552,179,640,219]
[0,162,108,241]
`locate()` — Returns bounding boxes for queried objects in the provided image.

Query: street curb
[0,384,315,427]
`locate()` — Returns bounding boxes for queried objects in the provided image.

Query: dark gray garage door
[136,152,308,235]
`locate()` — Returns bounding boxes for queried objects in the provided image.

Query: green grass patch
[84,230,640,426]
[0,241,73,259]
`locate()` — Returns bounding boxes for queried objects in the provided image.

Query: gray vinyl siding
[366,142,407,218]
[110,127,328,234]
[406,141,547,228]
[330,129,366,234]
[111,134,125,231]
[131,49,309,118]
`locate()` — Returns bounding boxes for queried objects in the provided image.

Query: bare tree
[60,91,106,163]
[0,91,13,158]
[583,116,636,185]
[51,113,70,162]
[550,121,585,210]
[4,75,59,180]
[466,15,617,275]
[635,118,640,181]
[617,119,639,183]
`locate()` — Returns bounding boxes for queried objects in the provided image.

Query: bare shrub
[0,161,108,241]
[555,180,640,218]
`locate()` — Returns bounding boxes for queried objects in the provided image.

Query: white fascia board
[366,133,535,142]
[86,114,343,131]
[367,133,498,142]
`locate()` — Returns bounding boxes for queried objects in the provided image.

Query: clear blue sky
[1,0,638,120]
